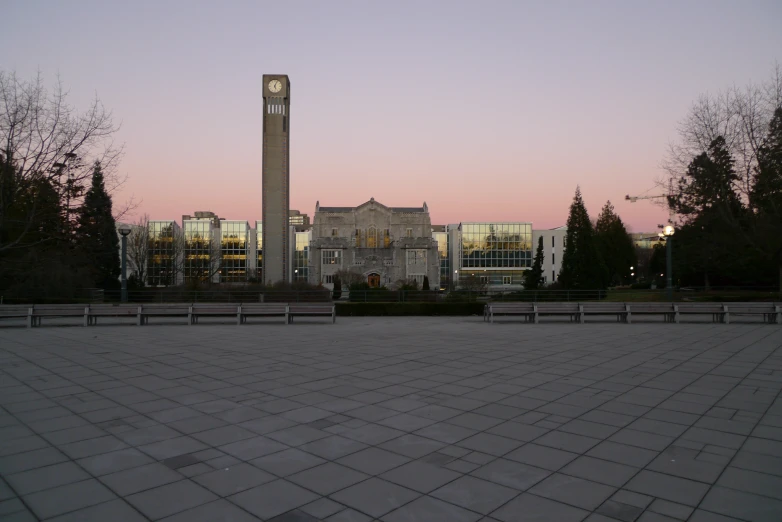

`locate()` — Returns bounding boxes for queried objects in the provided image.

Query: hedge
[336,302,485,316]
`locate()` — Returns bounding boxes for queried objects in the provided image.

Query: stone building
[310,198,440,289]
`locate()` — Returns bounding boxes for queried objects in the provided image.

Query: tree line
[522,188,637,290]
[666,67,781,290]
[1,72,127,301]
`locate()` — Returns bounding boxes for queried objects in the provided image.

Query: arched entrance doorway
[367,273,381,288]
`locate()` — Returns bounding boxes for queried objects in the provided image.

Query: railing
[1,286,778,305]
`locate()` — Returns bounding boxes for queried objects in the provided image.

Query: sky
[3,1,781,232]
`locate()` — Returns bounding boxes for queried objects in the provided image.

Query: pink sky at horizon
[4,1,780,233]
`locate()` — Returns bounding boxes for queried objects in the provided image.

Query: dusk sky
[4,0,781,232]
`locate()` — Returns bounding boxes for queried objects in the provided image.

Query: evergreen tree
[524,236,545,289]
[422,275,430,291]
[672,138,752,287]
[752,107,782,290]
[595,201,637,286]
[332,274,342,300]
[75,162,120,289]
[558,187,607,289]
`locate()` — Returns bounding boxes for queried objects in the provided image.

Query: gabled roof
[316,198,428,214]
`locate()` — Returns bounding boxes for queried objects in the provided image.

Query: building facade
[310,198,439,289]
[147,220,182,286]
[432,226,450,290]
[261,74,291,285]
[532,226,567,285]
[182,212,221,284]
[220,220,251,283]
[450,222,533,289]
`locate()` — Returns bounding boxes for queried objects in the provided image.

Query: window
[322,250,342,265]
[552,270,556,282]
[480,276,490,284]
[367,227,377,248]
[552,236,555,248]
[503,275,511,285]
[355,229,362,247]
[323,275,334,284]
[331,228,338,236]
[552,253,555,265]
[405,228,413,238]
[406,250,426,266]
[383,229,390,248]
[409,274,425,287]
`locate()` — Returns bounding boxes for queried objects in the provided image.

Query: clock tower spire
[261,74,291,284]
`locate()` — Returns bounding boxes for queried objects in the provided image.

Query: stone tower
[261,74,291,284]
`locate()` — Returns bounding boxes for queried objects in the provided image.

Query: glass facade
[183,220,215,283]
[220,221,249,283]
[459,223,532,286]
[293,231,309,282]
[433,230,449,290]
[255,221,263,281]
[147,221,180,286]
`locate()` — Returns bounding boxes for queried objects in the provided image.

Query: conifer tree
[558,187,607,289]
[76,162,120,289]
[595,201,636,286]
[524,236,545,289]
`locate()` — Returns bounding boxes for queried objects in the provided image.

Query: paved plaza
[1,318,781,521]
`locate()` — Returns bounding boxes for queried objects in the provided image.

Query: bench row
[0,303,335,327]
[485,302,782,324]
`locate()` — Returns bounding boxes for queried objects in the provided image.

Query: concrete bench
[30,304,89,327]
[677,303,727,323]
[288,303,335,324]
[485,302,535,323]
[239,303,289,324]
[0,305,34,327]
[535,302,583,323]
[138,303,191,325]
[190,303,240,325]
[725,303,781,324]
[582,303,629,323]
[85,304,140,326]
[627,303,677,323]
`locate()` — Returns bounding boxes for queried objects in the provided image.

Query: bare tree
[0,71,124,252]
[663,63,782,206]
[127,213,150,284]
[335,268,365,287]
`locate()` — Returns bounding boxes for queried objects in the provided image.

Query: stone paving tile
[1,321,782,521]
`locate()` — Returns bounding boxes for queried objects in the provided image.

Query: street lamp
[118,224,132,303]
[662,225,675,301]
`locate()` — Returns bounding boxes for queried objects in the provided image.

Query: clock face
[268,80,282,93]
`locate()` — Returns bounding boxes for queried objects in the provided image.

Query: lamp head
[118,224,132,237]
[663,225,675,236]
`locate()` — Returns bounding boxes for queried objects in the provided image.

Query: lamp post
[118,224,132,303]
[662,225,675,301]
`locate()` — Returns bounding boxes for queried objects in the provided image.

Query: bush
[336,302,485,316]
[332,275,342,300]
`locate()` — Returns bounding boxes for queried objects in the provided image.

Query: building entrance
[367,273,381,288]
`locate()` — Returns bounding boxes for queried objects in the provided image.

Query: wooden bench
[138,303,191,325]
[582,303,629,323]
[288,303,335,324]
[239,303,289,324]
[85,304,140,326]
[725,303,781,324]
[0,305,34,328]
[485,302,535,323]
[628,303,677,323]
[190,303,240,325]
[30,304,89,327]
[535,302,582,323]
[677,303,727,323]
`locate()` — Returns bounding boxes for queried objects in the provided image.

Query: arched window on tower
[367,227,377,249]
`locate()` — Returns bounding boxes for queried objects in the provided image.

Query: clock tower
[261,74,291,284]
